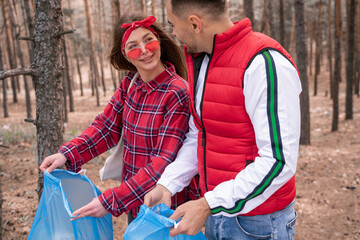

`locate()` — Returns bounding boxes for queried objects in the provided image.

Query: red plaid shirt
[60,64,199,217]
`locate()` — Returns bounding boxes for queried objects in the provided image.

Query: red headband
[121,16,159,54]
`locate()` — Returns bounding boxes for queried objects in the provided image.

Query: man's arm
[204,50,302,216]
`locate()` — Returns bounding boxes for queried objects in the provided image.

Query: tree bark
[295,0,310,145]
[84,0,100,106]
[1,0,18,104]
[32,0,65,199]
[355,0,360,97]
[66,0,83,97]
[23,0,34,62]
[7,0,33,119]
[328,0,333,99]
[151,0,155,17]
[63,37,74,113]
[345,0,355,119]
[141,0,146,13]
[0,39,9,118]
[279,0,285,46]
[244,0,255,30]
[332,0,341,132]
[314,0,323,96]
[96,0,106,97]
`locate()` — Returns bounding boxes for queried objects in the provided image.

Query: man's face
[165,0,198,54]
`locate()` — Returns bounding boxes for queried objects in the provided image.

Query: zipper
[191,36,216,192]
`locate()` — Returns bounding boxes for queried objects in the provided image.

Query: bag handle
[127,72,139,93]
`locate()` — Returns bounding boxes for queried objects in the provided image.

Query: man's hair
[170,0,226,18]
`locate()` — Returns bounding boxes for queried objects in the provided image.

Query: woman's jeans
[205,201,297,240]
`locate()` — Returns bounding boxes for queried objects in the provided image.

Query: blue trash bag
[28,169,113,240]
[124,204,207,240]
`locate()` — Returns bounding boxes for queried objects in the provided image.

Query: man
[144,0,302,239]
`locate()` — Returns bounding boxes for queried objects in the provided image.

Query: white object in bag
[99,72,138,181]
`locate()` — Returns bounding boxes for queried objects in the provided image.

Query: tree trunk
[314,0,323,96]
[328,0,333,99]
[129,0,134,11]
[141,0,146,13]
[23,0,34,63]
[267,0,275,38]
[0,40,9,118]
[66,0,83,97]
[162,0,166,27]
[244,0,255,30]
[355,0,360,97]
[261,0,269,35]
[279,0,285,46]
[309,21,315,76]
[1,0,18,104]
[84,0,100,106]
[345,0,355,119]
[332,0,341,132]
[294,0,310,145]
[7,0,33,119]
[96,0,106,97]
[63,37,74,112]
[151,0,155,17]
[33,0,65,199]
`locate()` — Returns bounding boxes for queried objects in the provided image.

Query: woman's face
[124,28,162,73]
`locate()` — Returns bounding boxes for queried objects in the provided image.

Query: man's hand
[70,197,109,221]
[144,184,172,208]
[169,198,211,236]
[39,153,67,173]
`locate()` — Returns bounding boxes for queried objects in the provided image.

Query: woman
[40,13,198,223]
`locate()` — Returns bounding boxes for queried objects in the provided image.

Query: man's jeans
[205,201,297,240]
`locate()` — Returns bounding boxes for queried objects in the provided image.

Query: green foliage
[0,126,36,146]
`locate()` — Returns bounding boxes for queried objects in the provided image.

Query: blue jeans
[205,201,297,240]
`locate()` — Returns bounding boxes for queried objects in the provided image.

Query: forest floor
[0,69,360,240]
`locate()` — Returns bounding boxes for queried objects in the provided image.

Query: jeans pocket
[286,211,298,240]
[236,216,273,239]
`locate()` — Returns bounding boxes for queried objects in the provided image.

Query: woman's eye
[145,37,153,43]
[128,44,137,50]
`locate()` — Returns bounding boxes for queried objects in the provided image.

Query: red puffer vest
[185,18,298,216]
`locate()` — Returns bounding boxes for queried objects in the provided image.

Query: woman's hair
[110,12,187,80]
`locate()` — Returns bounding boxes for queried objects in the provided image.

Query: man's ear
[188,15,202,33]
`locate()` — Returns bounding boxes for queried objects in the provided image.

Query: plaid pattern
[59,64,197,217]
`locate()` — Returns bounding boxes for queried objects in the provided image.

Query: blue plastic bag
[28,169,113,240]
[124,204,207,240]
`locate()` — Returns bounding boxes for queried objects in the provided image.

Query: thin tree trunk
[23,0,34,63]
[309,21,315,76]
[356,0,360,96]
[345,0,355,119]
[261,0,269,34]
[162,0,166,27]
[63,37,74,112]
[328,0,333,99]
[1,0,18,104]
[279,0,285,46]
[66,0,83,97]
[295,0,310,145]
[33,0,65,199]
[151,0,155,17]
[129,0,134,11]
[84,0,100,106]
[244,0,255,30]
[314,0,323,96]
[8,0,32,118]
[97,0,106,97]
[141,0,146,13]
[0,40,9,118]
[332,0,341,132]
[267,0,275,38]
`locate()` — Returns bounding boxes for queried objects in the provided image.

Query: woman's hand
[70,198,109,221]
[144,184,172,208]
[39,153,67,173]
